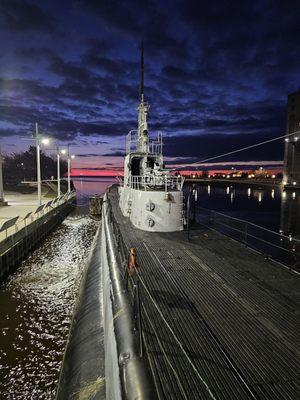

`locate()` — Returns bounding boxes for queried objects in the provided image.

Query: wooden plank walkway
[108,187,300,400]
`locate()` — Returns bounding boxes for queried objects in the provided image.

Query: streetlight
[0,150,4,204]
[60,146,75,193]
[57,147,62,197]
[45,146,64,197]
[34,123,50,206]
[68,154,75,192]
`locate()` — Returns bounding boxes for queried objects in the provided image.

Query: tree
[3,146,67,183]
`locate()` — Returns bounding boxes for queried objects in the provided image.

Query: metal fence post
[210,210,215,227]
[136,278,143,357]
[187,191,191,241]
[244,222,248,246]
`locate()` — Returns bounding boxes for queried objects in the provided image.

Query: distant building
[283,90,300,185]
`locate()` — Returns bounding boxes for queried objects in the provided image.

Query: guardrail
[0,191,76,241]
[127,174,184,192]
[126,130,163,155]
[103,196,156,399]
[0,191,76,281]
[195,206,300,270]
[108,199,144,357]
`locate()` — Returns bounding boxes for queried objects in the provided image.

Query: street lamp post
[0,150,4,203]
[35,123,42,206]
[67,152,75,193]
[60,146,75,193]
[67,150,71,193]
[57,148,61,197]
[34,122,50,206]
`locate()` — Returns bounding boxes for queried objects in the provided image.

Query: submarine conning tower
[119,44,184,232]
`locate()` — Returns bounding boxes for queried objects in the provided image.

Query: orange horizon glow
[69,166,283,177]
[69,168,123,177]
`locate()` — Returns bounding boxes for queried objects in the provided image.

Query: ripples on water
[0,215,98,399]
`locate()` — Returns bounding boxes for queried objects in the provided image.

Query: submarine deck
[108,186,300,400]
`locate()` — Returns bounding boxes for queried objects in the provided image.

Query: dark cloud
[0,128,21,137]
[49,57,92,82]
[164,132,284,162]
[0,0,55,32]
[76,153,103,157]
[15,47,56,61]
[0,0,299,164]
[78,0,141,36]
[102,151,124,157]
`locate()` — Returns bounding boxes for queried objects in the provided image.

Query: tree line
[3,146,68,183]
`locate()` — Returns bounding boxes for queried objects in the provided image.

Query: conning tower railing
[128,174,184,191]
[126,130,163,155]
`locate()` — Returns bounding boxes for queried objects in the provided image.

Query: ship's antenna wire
[185,130,300,167]
[140,41,144,102]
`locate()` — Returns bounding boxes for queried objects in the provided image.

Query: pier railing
[0,191,76,242]
[195,206,300,270]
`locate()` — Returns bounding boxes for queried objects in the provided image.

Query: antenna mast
[140,41,144,102]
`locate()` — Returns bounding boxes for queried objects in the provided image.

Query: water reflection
[189,182,300,238]
[258,191,262,203]
[230,191,234,203]
[281,190,300,239]
[189,182,300,266]
[0,217,97,399]
[73,177,117,205]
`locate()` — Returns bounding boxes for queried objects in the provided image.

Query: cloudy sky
[0,0,299,171]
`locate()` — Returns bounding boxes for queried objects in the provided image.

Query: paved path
[1,193,45,219]
[109,186,300,400]
[0,192,54,242]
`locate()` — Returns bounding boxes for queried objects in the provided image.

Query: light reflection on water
[73,177,118,205]
[0,217,97,399]
[187,183,300,237]
[0,178,115,399]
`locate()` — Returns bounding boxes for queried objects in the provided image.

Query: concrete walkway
[0,191,55,243]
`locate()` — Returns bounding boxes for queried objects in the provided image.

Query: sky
[0,0,299,173]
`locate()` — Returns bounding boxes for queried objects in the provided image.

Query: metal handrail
[194,206,300,269]
[126,130,163,155]
[128,174,184,191]
[103,197,155,399]
[197,206,300,244]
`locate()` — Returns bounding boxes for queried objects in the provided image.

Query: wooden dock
[108,186,300,400]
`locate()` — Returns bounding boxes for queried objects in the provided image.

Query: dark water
[0,178,115,399]
[187,183,300,236]
[191,184,282,231]
[73,177,119,205]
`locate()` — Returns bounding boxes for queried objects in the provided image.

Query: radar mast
[137,42,150,152]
